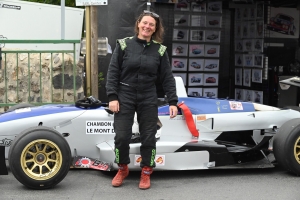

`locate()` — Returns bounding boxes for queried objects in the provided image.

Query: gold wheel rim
[20,139,63,180]
[294,136,300,165]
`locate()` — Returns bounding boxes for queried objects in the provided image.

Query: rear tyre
[273,118,300,175]
[8,126,71,189]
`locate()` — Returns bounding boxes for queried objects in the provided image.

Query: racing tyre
[273,118,300,175]
[8,126,71,189]
[7,103,35,112]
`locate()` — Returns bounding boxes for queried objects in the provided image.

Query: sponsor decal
[197,115,206,121]
[1,4,21,10]
[0,138,12,147]
[229,101,244,110]
[115,148,119,163]
[134,155,165,166]
[86,121,114,134]
[73,156,111,171]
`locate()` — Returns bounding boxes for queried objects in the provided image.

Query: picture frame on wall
[173,29,189,42]
[188,73,204,86]
[190,30,205,42]
[249,7,256,20]
[205,45,220,57]
[191,2,206,12]
[203,88,218,98]
[204,59,219,72]
[235,88,243,100]
[172,43,188,56]
[252,39,263,52]
[252,68,262,83]
[203,73,219,86]
[243,39,253,52]
[254,54,264,68]
[174,14,190,26]
[174,0,190,11]
[173,73,187,86]
[243,54,253,67]
[171,58,188,71]
[243,89,253,101]
[235,54,243,66]
[242,22,248,38]
[235,68,242,86]
[235,40,243,52]
[235,8,241,21]
[252,90,263,104]
[189,44,205,57]
[187,87,203,97]
[256,3,264,19]
[206,16,222,28]
[207,1,222,14]
[191,15,206,27]
[243,68,251,87]
[256,20,264,38]
[235,22,242,38]
[205,30,221,43]
[242,8,249,21]
[248,21,256,38]
[189,58,204,71]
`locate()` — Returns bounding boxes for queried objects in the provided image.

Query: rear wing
[174,76,187,97]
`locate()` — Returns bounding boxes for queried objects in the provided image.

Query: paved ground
[1,164,300,200]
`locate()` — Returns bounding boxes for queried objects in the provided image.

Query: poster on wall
[174,0,190,11]
[187,87,202,97]
[188,73,203,86]
[172,43,188,56]
[266,7,299,38]
[190,30,205,42]
[235,68,242,86]
[252,90,263,104]
[207,1,222,14]
[174,14,190,26]
[173,29,189,41]
[243,68,251,87]
[171,58,187,71]
[235,88,243,100]
[203,88,218,98]
[191,2,206,12]
[204,59,219,71]
[205,30,220,43]
[191,15,206,27]
[188,58,204,71]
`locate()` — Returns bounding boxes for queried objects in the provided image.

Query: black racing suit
[106,36,178,168]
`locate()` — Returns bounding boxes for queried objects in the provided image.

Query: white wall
[0,0,84,60]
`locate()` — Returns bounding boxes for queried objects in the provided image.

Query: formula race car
[2,77,300,190]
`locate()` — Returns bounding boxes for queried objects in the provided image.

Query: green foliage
[98,72,104,88]
[22,0,76,7]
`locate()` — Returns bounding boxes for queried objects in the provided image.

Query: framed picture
[204,59,219,72]
[188,58,204,71]
[205,45,220,57]
[203,88,218,98]
[243,54,253,67]
[235,68,242,86]
[188,73,203,86]
[203,73,218,86]
[256,20,264,38]
[173,73,187,86]
[235,22,242,38]
[187,87,203,97]
[243,89,253,101]
[206,16,222,28]
[248,21,256,38]
[235,40,243,52]
[254,54,264,68]
[256,3,264,19]
[235,54,243,66]
[207,1,222,13]
[190,30,205,42]
[191,15,206,27]
[174,14,190,26]
[174,0,190,11]
[242,8,249,21]
[173,29,189,41]
[252,90,263,104]
[191,2,206,12]
[243,39,253,52]
[249,7,256,20]
[243,68,251,87]
[242,22,249,38]
[235,88,243,100]
[235,8,241,21]
[205,30,220,43]
[252,39,263,52]
[189,44,205,57]
[171,58,187,71]
[252,68,262,83]
[172,43,188,56]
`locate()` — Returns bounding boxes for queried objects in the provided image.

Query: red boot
[139,166,153,189]
[112,164,129,187]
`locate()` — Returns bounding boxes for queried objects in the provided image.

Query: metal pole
[61,0,65,39]
[85,6,91,96]
[0,47,2,69]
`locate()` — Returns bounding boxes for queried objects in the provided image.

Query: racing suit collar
[134,35,152,46]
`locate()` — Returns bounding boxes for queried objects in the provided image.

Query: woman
[106,10,178,190]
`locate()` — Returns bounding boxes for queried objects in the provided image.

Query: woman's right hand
[109,100,119,113]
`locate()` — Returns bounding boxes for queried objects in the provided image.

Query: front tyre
[8,126,71,189]
[273,118,300,175]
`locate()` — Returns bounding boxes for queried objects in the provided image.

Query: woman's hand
[169,105,178,118]
[109,100,119,113]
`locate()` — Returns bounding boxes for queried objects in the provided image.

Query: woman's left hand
[169,105,178,118]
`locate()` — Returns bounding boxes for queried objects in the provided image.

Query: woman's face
[137,15,156,41]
